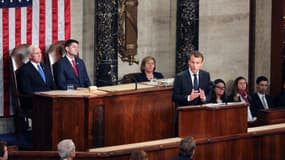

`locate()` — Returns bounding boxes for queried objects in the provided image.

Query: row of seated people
[171,51,285,122]
[11,40,165,133]
[56,137,195,160]
[12,42,284,128]
[7,123,285,160]
[208,76,285,121]
[11,39,90,133]
[1,137,195,160]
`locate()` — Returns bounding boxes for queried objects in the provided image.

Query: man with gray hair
[17,45,56,119]
[17,45,56,95]
[170,137,196,160]
[57,139,76,160]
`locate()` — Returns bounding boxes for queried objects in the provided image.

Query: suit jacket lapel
[198,71,203,88]
[28,62,46,85]
[186,70,193,89]
[74,57,81,77]
[64,56,78,78]
[265,95,272,107]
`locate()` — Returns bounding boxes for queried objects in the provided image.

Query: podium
[177,102,248,138]
[32,84,174,151]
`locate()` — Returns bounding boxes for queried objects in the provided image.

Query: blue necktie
[37,64,46,83]
[193,74,198,90]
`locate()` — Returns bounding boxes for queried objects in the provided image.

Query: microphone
[132,77,138,90]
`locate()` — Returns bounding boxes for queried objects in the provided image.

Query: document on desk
[98,83,154,92]
[36,88,107,97]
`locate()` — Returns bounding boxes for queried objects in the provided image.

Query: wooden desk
[177,102,248,138]
[252,107,285,126]
[32,84,174,151]
[11,123,285,160]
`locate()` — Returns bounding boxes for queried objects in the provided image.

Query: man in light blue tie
[17,45,56,115]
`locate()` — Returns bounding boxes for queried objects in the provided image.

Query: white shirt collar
[30,61,40,70]
[188,69,199,76]
[257,92,266,98]
[66,55,75,63]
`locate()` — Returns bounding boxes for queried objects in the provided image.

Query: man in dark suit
[250,76,275,117]
[173,51,211,107]
[17,45,56,114]
[53,39,91,90]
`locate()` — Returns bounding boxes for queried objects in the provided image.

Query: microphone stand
[133,78,138,90]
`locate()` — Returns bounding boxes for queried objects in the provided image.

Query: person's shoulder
[250,93,258,98]
[154,72,163,78]
[199,69,209,75]
[135,73,145,78]
[176,70,188,77]
[19,62,32,71]
[75,57,85,62]
[56,56,67,64]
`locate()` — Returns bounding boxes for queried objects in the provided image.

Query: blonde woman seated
[135,56,164,82]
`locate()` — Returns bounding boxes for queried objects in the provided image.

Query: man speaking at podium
[173,51,211,107]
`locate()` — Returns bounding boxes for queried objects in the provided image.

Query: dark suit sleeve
[204,72,211,102]
[154,72,164,79]
[135,73,147,82]
[266,95,275,107]
[172,74,189,106]
[43,65,56,90]
[80,60,91,87]
[53,61,67,90]
[17,68,33,95]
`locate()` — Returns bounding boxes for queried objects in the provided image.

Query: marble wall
[71,0,95,84]
[68,0,276,93]
[199,0,250,91]
[254,0,272,90]
[117,0,177,79]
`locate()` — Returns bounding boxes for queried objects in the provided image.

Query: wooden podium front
[32,84,174,151]
[177,102,248,138]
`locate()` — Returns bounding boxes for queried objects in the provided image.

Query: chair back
[10,44,30,96]
[9,44,30,117]
[121,72,141,84]
[45,40,65,70]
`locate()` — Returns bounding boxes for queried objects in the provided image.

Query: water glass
[67,84,75,91]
